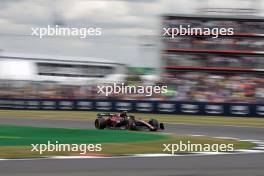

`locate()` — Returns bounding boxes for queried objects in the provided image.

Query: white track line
[167,122,264,129]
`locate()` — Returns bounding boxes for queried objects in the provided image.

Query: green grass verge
[0,110,264,127]
[0,124,256,158]
[0,125,167,146]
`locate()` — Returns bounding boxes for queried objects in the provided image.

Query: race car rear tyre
[95,118,106,129]
[149,119,159,131]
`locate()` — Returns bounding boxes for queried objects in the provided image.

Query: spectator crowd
[0,72,263,104]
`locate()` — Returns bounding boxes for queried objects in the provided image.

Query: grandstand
[161,14,264,103]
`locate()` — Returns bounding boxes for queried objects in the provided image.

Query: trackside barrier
[0,98,262,117]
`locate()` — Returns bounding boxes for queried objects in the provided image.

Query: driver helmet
[120,111,128,118]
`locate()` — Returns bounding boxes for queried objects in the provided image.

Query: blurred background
[0,0,263,103]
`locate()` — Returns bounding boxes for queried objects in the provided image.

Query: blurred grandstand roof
[0,51,125,66]
[163,13,264,20]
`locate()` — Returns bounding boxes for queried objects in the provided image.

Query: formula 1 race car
[94,112,164,131]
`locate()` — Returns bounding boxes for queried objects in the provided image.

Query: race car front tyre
[160,123,165,130]
[95,118,106,129]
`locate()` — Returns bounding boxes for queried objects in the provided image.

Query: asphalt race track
[0,117,264,176]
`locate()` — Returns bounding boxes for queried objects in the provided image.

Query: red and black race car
[95,112,164,131]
